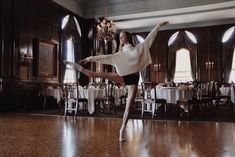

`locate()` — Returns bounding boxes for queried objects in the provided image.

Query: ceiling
[52,0,235,32]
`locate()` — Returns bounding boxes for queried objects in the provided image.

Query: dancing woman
[64,21,169,141]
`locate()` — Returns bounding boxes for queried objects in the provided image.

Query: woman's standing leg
[119,85,138,141]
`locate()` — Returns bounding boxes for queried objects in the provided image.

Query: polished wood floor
[0,114,235,157]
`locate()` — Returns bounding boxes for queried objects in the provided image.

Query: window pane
[73,16,82,37]
[229,49,235,82]
[185,31,197,44]
[61,15,69,29]
[136,35,144,43]
[63,38,76,83]
[168,31,179,46]
[174,48,193,82]
[222,26,235,43]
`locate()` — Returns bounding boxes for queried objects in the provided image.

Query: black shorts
[122,73,140,85]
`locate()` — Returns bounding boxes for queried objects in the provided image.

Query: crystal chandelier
[96,17,115,41]
[96,0,115,41]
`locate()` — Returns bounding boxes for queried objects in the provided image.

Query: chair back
[63,83,78,99]
[141,82,156,102]
[104,82,115,98]
[208,81,216,99]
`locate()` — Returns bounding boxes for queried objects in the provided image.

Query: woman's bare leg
[81,68,125,85]
[119,85,138,141]
[65,61,125,85]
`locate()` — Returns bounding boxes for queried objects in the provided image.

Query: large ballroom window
[62,15,82,83]
[168,31,196,83]
[222,26,235,82]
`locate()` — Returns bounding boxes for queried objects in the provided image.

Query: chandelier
[96,0,115,41]
[96,17,115,41]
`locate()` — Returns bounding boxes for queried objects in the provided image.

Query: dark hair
[120,31,134,47]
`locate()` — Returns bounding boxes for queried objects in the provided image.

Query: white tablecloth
[79,87,126,114]
[220,87,235,112]
[156,87,192,104]
[46,86,61,103]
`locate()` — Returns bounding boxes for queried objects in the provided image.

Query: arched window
[174,48,193,82]
[62,15,82,83]
[168,31,197,82]
[222,26,235,82]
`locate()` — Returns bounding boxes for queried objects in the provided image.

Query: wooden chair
[119,95,127,108]
[141,82,167,119]
[64,83,88,117]
[215,84,233,110]
[76,83,88,114]
[58,84,66,112]
[177,98,200,120]
[95,82,116,113]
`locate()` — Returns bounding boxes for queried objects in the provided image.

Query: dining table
[155,87,192,104]
[78,86,126,114]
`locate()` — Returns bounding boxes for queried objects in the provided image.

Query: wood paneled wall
[0,0,88,111]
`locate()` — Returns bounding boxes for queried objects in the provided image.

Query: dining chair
[95,82,116,114]
[177,98,199,120]
[64,83,88,117]
[214,83,233,110]
[141,82,167,119]
[58,84,66,112]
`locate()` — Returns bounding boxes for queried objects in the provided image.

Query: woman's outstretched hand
[79,58,90,64]
[159,21,169,26]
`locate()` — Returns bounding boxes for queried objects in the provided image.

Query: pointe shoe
[63,60,83,71]
[119,128,125,142]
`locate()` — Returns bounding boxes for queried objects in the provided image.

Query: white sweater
[86,24,160,76]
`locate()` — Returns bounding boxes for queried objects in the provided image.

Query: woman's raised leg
[81,68,125,85]
[64,61,125,85]
[119,85,138,142]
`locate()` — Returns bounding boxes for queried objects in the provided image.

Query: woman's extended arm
[144,21,169,47]
[81,53,118,66]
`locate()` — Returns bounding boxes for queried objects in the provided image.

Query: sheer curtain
[63,39,76,83]
[174,48,193,82]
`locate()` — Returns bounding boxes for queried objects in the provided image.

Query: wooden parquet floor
[0,113,235,157]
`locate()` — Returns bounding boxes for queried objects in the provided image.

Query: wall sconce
[205,61,214,70]
[154,64,161,71]
[20,52,33,64]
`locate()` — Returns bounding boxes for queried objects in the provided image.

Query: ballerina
[64,21,169,141]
